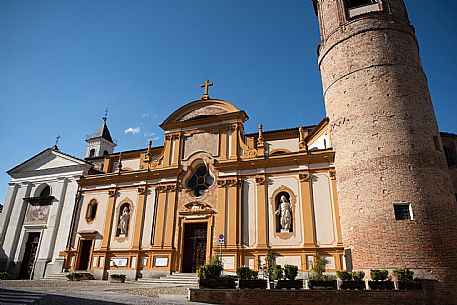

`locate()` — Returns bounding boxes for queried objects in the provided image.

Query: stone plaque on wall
[24,203,51,225]
[183,132,219,160]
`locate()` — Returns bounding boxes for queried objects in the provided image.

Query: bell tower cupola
[85,114,116,158]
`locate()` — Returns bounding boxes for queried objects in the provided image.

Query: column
[219,128,228,160]
[151,185,167,248]
[329,170,343,246]
[255,175,268,248]
[299,172,316,247]
[229,124,239,159]
[35,177,69,278]
[162,135,173,166]
[215,180,227,245]
[163,185,177,250]
[132,186,147,250]
[172,134,181,166]
[227,179,239,248]
[4,182,32,274]
[101,189,117,250]
[0,183,19,246]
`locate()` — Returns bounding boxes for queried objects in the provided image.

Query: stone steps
[138,272,198,285]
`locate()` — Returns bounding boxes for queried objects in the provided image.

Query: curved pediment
[160,99,247,129]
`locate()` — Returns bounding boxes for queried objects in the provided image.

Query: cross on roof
[200,80,214,100]
[55,135,61,146]
[103,108,108,122]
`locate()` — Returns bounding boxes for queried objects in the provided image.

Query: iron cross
[200,79,214,100]
[55,135,61,146]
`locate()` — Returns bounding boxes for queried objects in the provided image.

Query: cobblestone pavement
[0,280,209,305]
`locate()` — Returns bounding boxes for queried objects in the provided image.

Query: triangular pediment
[160,99,248,130]
[8,148,91,178]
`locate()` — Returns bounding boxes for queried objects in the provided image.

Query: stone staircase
[43,271,95,280]
[138,272,198,285]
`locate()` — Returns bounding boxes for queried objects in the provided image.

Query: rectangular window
[394,203,413,220]
[346,0,380,18]
[347,0,377,9]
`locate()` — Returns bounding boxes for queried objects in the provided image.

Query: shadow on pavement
[0,288,127,305]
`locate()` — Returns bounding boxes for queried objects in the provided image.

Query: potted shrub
[393,267,422,290]
[368,269,394,290]
[0,272,8,280]
[66,272,83,281]
[197,257,236,289]
[308,256,337,290]
[109,274,126,283]
[237,265,267,289]
[276,264,302,289]
[337,270,365,290]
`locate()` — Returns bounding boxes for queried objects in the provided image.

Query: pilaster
[101,189,117,250]
[299,172,315,247]
[132,186,147,250]
[255,175,268,248]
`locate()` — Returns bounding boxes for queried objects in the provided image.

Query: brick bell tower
[313,0,457,301]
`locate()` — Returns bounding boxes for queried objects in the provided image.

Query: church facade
[1,0,457,302]
[66,96,342,280]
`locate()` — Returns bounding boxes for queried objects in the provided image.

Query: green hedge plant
[66,272,83,281]
[370,269,389,281]
[352,271,365,281]
[284,264,298,280]
[0,272,8,280]
[336,270,352,281]
[393,267,414,282]
[236,266,252,280]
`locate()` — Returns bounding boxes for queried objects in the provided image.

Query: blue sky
[0,0,456,202]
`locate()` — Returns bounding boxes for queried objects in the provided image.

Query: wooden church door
[182,223,207,273]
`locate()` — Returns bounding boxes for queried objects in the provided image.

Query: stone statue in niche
[275,195,292,232]
[117,206,130,236]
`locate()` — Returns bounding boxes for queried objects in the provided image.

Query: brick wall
[190,286,436,305]
[313,0,457,303]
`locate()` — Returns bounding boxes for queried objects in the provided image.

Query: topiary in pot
[284,265,298,281]
[308,256,337,290]
[336,270,352,281]
[276,265,302,290]
[368,269,394,290]
[271,265,283,281]
[352,271,365,281]
[109,274,126,283]
[236,265,252,280]
[393,267,422,290]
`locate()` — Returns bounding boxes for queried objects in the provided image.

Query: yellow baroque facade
[65,97,344,280]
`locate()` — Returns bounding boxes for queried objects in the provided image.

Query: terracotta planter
[308,280,337,290]
[275,280,303,290]
[238,279,268,289]
[199,279,236,289]
[398,281,423,290]
[368,281,394,290]
[340,280,366,290]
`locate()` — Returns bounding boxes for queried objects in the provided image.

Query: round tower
[313,0,457,301]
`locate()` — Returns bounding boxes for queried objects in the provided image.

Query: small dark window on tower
[433,136,442,152]
[89,149,96,157]
[103,150,109,156]
[443,141,457,168]
[394,203,412,220]
[347,0,377,9]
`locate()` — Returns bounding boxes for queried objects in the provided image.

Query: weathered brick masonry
[190,281,436,305]
[313,0,457,303]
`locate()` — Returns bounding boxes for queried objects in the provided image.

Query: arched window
[86,200,98,222]
[103,150,109,156]
[39,185,51,197]
[89,149,96,158]
[187,165,214,197]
